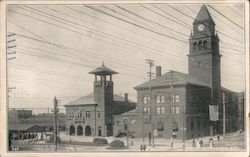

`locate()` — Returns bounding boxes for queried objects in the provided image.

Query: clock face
[198,24,205,31]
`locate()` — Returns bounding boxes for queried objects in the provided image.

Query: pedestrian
[196,139,200,148]
[200,140,203,148]
[209,138,213,148]
[170,137,173,149]
[217,135,220,142]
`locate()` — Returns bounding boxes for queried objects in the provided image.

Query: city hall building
[113,5,244,140]
[64,64,136,137]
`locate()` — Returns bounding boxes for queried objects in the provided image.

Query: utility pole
[170,71,173,149]
[53,96,59,151]
[145,59,154,147]
[223,91,226,138]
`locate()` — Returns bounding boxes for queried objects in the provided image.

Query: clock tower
[188,5,221,105]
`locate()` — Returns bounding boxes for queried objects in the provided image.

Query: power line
[11,6,189,64]
[115,5,189,38]
[65,5,187,52]
[85,5,187,43]
[182,5,244,44]
[208,5,243,30]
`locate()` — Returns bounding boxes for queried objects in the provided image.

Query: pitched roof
[64,93,135,106]
[194,4,214,24]
[8,123,37,131]
[64,94,97,106]
[135,71,209,89]
[89,64,118,75]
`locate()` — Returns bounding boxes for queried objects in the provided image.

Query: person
[170,137,173,149]
[200,140,203,148]
[209,138,213,148]
[217,135,220,142]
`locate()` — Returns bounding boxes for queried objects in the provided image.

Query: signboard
[209,105,219,121]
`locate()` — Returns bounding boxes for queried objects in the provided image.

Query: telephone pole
[145,59,154,147]
[223,91,226,138]
[53,96,59,151]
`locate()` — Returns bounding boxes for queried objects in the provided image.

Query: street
[10,131,245,152]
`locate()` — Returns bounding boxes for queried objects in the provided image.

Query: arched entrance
[85,125,91,136]
[77,125,83,135]
[98,127,102,136]
[69,125,75,135]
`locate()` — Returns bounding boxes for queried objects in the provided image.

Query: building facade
[64,64,136,137]
[113,4,244,140]
[114,70,211,140]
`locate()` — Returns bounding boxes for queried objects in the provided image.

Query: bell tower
[188,5,221,104]
[89,63,118,136]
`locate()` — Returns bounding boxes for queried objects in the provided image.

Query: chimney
[156,66,162,78]
[124,93,128,101]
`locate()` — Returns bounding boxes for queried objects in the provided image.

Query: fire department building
[113,5,244,140]
[64,64,136,137]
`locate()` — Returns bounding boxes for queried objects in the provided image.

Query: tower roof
[194,5,214,24]
[89,64,118,75]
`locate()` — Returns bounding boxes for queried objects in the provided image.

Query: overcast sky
[6,3,245,113]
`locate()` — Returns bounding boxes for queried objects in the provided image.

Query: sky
[6,3,246,113]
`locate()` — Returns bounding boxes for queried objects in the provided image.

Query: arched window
[203,41,207,50]
[174,94,180,103]
[198,41,202,50]
[193,42,197,51]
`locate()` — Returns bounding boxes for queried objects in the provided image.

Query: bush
[110,140,125,148]
[93,137,108,144]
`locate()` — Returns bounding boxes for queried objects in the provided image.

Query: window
[193,42,197,51]
[161,107,165,114]
[117,119,122,126]
[144,107,150,115]
[69,111,74,120]
[156,96,161,103]
[157,122,164,131]
[198,41,202,50]
[143,96,147,104]
[156,107,165,114]
[143,96,150,104]
[85,111,90,118]
[172,106,180,114]
[157,107,161,114]
[77,111,82,119]
[173,122,178,131]
[97,111,101,118]
[161,96,165,103]
[203,41,207,50]
[156,95,165,103]
[175,95,180,103]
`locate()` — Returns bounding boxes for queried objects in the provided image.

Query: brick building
[64,64,136,137]
[113,5,244,140]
